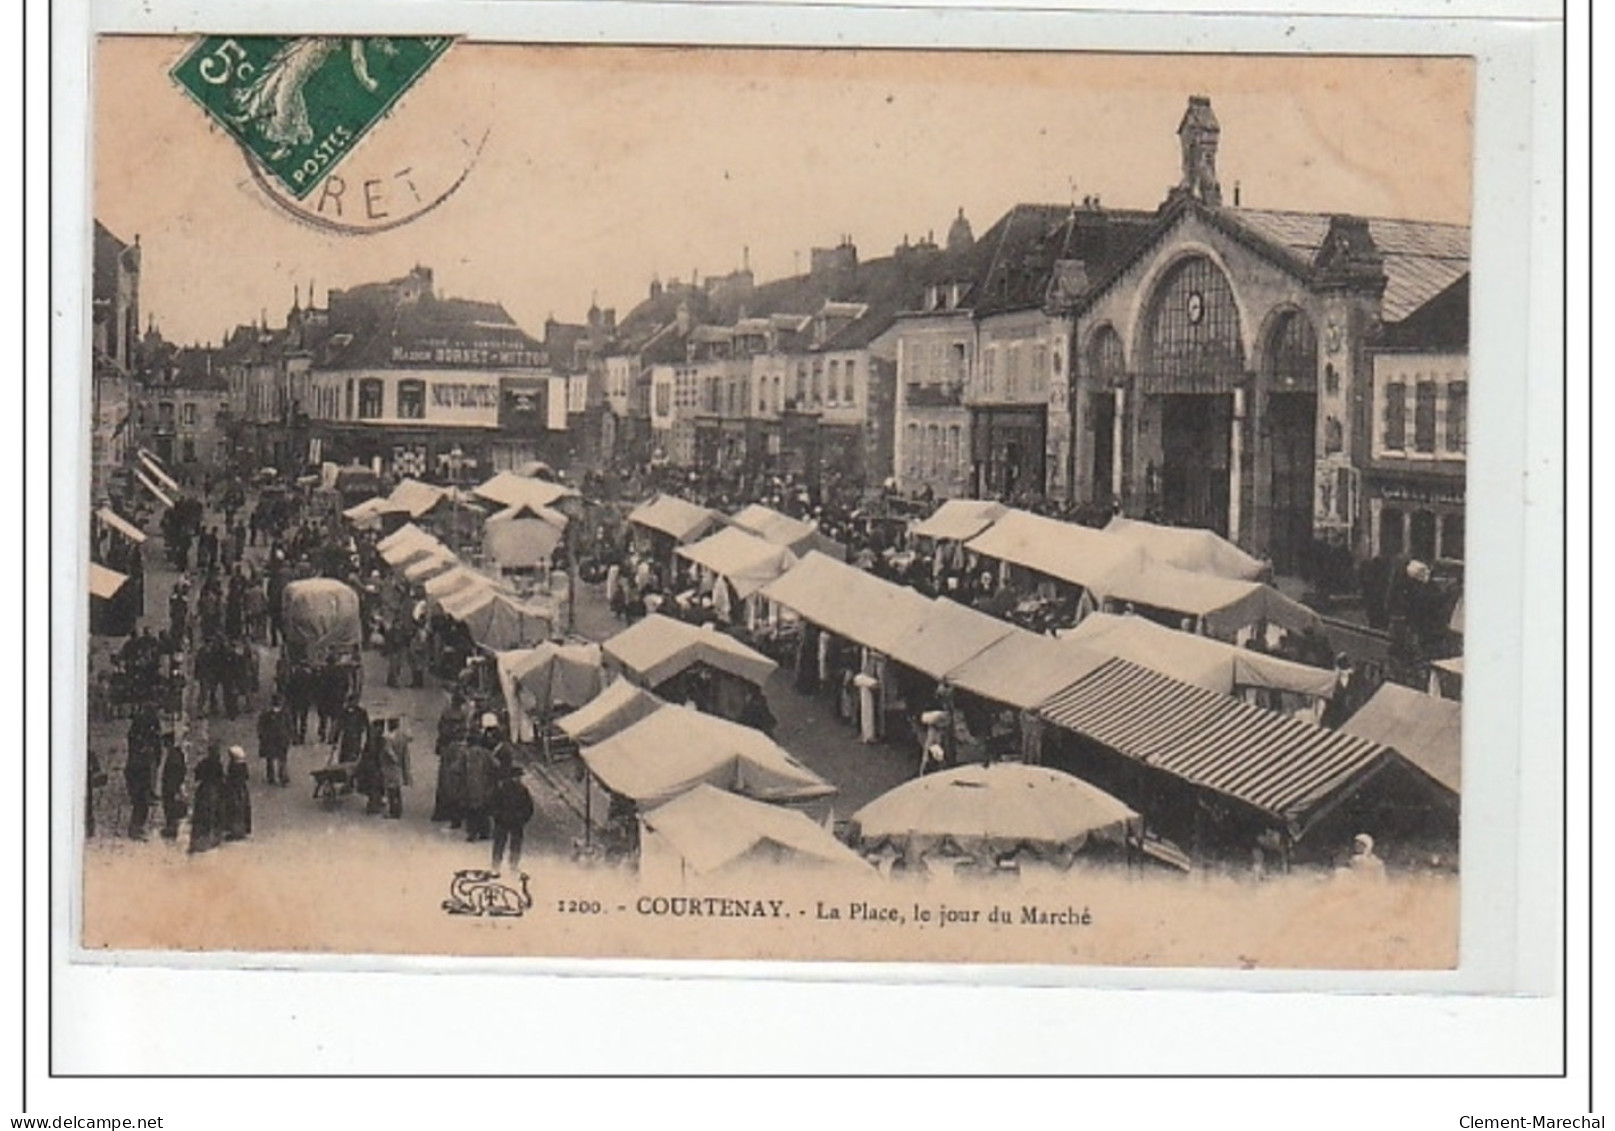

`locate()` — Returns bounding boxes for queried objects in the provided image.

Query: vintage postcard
[77,34,1479,973]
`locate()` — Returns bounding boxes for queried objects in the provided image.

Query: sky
[92,39,1474,348]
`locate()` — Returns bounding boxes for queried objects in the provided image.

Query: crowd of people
[90,468,544,877]
[88,449,1459,880]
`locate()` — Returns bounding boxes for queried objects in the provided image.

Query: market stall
[475,470,580,512]
[848,762,1139,873]
[579,704,836,811]
[675,525,798,625]
[963,509,1146,607]
[1339,681,1462,796]
[483,502,567,574]
[728,503,846,561]
[883,598,1017,683]
[1089,558,1320,642]
[640,785,872,881]
[602,614,777,721]
[628,494,719,546]
[1060,612,1337,707]
[1103,515,1268,581]
[1037,657,1451,863]
[910,498,1009,545]
[494,641,604,742]
[556,680,666,747]
[759,551,933,659]
[384,477,448,519]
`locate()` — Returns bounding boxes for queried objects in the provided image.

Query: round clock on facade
[1187,290,1205,324]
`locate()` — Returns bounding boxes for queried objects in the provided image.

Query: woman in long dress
[187,742,226,854]
[221,744,253,840]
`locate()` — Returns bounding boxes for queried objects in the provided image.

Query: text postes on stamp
[171,35,453,200]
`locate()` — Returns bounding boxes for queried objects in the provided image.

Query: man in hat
[257,693,293,786]
[488,762,534,875]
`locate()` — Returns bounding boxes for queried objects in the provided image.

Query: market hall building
[1067,96,1469,576]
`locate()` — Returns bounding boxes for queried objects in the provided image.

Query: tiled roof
[1220,208,1470,323]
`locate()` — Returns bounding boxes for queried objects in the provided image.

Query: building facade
[90,222,141,506]
[1062,96,1469,576]
[1363,276,1469,564]
[297,267,566,481]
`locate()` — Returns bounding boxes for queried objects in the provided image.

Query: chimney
[1177,95,1223,207]
[810,239,858,300]
[1234,181,1242,207]
[649,275,663,300]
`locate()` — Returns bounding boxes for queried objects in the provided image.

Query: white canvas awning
[1059,613,1337,700]
[1090,558,1320,639]
[676,526,797,599]
[760,552,933,656]
[136,449,180,493]
[629,494,719,544]
[475,471,579,511]
[88,562,128,600]
[95,507,146,544]
[641,785,872,878]
[603,614,778,689]
[134,469,174,509]
[581,705,835,808]
[910,499,1009,543]
[1103,516,1268,581]
[964,509,1147,593]
[384,478,448,519]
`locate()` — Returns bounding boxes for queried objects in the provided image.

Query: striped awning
[1039,658,1393,835]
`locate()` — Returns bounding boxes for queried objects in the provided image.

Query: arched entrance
[1261,310,1319,575]
[1138,255,1246,537]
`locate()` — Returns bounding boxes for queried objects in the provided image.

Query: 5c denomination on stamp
[171,35,453,200]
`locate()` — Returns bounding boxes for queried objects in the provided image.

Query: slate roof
[1378,273,1469,351]
[1220,208,1470,323]
[969,203,1157,317]
[316,291,546,370]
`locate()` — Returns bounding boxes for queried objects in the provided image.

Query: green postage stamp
[171,35,452,199]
